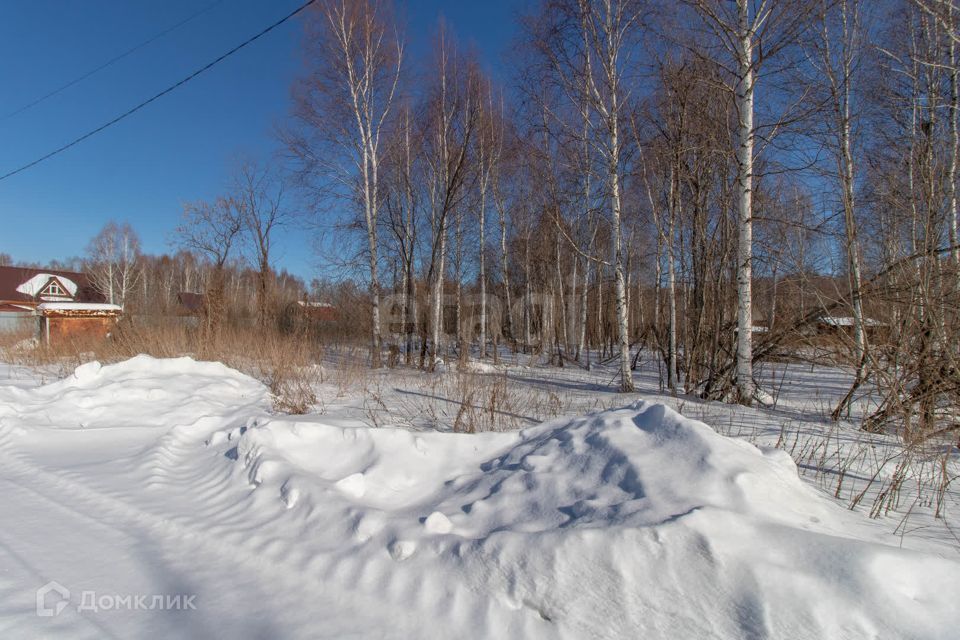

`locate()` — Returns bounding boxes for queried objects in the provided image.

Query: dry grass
[0,328,36,351]
[356,368,580,433]
[768,415,958,534]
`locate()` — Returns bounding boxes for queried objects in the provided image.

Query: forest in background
[5,0,960,445]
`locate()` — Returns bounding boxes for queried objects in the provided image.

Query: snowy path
[0,362,429,639]
[0,432,421,639]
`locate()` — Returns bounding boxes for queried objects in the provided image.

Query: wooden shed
[37,303,122,345]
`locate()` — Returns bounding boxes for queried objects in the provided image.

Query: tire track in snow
[0,478,137,640]
[0,363,544,638]
[0,421,468,638]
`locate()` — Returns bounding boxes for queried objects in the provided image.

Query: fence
[0,312,36,335]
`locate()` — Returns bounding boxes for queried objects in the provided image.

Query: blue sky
[0,0,524,281]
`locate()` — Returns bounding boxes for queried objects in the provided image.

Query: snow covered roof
[16,273,78,297]
[0,266,102,305]
[37,302,122,315]
[734,325,770,333]
[819,315,882,327]
[295,300,338,321]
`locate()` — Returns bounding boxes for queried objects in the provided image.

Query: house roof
[0,302,33,313]
[37,302,122,316]
[818,315,883,327]
[0,266,102,305]
[296,301,338,321]
[177,292,205,313]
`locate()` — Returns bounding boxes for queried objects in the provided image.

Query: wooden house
[0,266,121,344]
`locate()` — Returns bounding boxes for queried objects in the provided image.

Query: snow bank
[233,401,960,639]
[3,357,956,638]
[461,360,501,374]
[0,355,268,431]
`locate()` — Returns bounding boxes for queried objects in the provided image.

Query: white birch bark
[949,3,960,278]
[734,0,756,404]
[325,0,403,368]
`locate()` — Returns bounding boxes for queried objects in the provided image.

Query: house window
[41,280,67,297]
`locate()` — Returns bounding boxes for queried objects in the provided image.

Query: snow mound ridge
[0,355,269,431]
[231,401,960,639]
[235,401,837,536]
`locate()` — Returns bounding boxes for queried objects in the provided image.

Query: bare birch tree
[86,221,142,308]
[475,78,503,358]
[528,0,646,391]
[288,0,404,368]
[685,0,814,404]
[420,27,478,368]
[806,0,871,418]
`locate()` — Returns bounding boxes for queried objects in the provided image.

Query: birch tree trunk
[949,3,960,278]
[496,186,512,343]
[841,0,867,377]
[477,87,497,358]
[556,228,568,354]
[479,184,487,358]
[403,107,416,364]
[824,0,868,418]
[294,0,404,368]
[454,208,464,362]
[734,0,756,404]
[579,258,590,364]
[598,0,634,392]
[430,193,447,367]
[667,166,679,391]
[524,228,532,350]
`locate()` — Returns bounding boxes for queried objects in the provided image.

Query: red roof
[0,266,103,305]
[297,301,338,321]
[0,302,33,313]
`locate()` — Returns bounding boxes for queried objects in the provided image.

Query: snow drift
[233,400,960,639]
[0,355,267,433]
[1,357,957,639]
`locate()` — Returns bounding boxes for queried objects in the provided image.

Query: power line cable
[0,0,316,183]
[3,0,225,121]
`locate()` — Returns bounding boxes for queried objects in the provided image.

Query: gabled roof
[0,266,103,305]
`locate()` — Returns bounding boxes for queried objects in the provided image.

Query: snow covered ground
[0,353,957,638]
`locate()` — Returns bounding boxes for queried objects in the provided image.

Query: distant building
[278,300,338,335]
[296,300,338,322]
[814,315,886,340]
[36,302,123,345]
[0,266,121,344]
[816,315,882,329]
[176,292,205,315]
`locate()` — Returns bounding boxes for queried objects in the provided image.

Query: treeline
[15,0,958,441]
[265,0,958,439]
